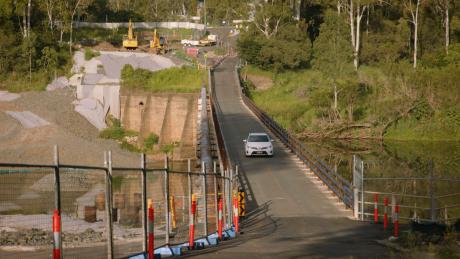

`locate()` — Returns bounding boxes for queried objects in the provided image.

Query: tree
[402,0,423,68]
[345,0,376,70]
[252,0,292,39]
[312,10,354,120]
[434,0,454,54]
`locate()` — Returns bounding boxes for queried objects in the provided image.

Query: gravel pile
[0,228,105,247]
[0,89,139,166]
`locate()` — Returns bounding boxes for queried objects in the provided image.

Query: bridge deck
[199,58,388,258]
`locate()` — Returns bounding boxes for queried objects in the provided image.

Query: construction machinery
[150,29,168,54]
[123,20,138,50]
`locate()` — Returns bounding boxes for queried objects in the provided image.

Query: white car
[243,133,274,157]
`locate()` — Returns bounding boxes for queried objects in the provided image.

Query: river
[304,139,460,223]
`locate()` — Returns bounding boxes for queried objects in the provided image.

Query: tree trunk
[334,84,338,110]
[23,8,27,38]
[445,7,449,55]
[349,0,355,51]
[27,0,31,37]
[354,4,361,70]
[413,0,420,69]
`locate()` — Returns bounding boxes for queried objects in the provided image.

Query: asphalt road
[190,58,389,258]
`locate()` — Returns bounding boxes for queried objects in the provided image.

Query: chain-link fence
[0,152,238,259]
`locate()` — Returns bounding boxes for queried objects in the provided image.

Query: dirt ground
[0,89,139,167]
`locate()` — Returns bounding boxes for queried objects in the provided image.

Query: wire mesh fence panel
[168,172,190,244]
[146,170,167,248]
[190,174,206,239]
[59,168,108,259]
[206,174,217,235]
[0,167,55,258]
[111,169,143,259]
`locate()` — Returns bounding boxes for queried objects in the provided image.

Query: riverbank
[240,65,460,141]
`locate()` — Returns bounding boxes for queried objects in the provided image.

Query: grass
[122,65,206,93]
[84,48,100,60]
[246,68,326,132]
[243,64,460,141]
[0,71,50,92]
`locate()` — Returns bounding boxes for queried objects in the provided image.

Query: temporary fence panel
[60,168,108,259]
[205,174,218,235]
[0,167,56,258]
[146,170,167,248]
[111,169,143,258]
[189,173,206,239]
[168,171,190,244]
[355,157,460,224]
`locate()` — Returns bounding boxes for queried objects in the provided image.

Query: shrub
[84,48,100,61]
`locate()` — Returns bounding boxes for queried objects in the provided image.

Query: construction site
[0,21,235,258]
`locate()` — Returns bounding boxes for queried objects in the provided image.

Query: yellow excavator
[123,20,138,50]
[150,29,167,54]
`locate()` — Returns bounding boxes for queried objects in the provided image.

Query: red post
[233,195,239,233]
[148,200,154,259]
[52,210,61,259]
[383,197,388,230]
[218,198,223,240]
[374,194,378,224]
[189,194,197,249]
[394,204,399,238]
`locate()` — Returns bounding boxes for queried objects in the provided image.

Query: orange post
[52,210,61,259]
[374,194,378,224]
[189,194,197,249]
[233,195,239,233]
[383,197,388,230]
[218,198,223,240]
[148,200,154,259]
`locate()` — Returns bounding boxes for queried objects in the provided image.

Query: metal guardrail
[235,67,354,208]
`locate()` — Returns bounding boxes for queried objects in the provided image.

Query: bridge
[198,58,387,258]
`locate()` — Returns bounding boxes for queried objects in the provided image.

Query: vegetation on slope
[238,1,460,141]
[121,65,205,93]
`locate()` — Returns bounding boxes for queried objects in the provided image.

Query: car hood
[246,142,272,148]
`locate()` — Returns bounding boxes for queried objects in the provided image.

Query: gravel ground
[0,89,139,166]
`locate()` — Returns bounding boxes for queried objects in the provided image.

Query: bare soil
[247,74,273,90]
[0,89,139,167]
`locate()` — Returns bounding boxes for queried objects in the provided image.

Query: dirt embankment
[0,89,139,166]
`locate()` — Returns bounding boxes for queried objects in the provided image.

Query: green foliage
[121,65,205,93]
[238,24,311,71]
[312,10,353,80]
[99,118,138,141]
[144,133,159,151]
[84,48,100,61]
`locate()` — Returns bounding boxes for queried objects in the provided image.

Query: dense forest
[0,0,459,140]
[237,0,460,140]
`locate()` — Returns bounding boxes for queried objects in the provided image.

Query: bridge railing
[236,68,354,209]
[0,150,238,259]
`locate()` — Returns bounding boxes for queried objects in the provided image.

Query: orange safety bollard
[52,210,61,259]
[374,194,379,224]
[383,197,389,230]
[394,204,399,238]
[218,198,223,240]
[189,194,197,249]
[233,194,239,233]
[148,200,154,259]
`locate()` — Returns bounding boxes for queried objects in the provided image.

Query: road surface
[189,58,388,258]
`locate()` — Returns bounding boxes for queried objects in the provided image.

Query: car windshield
[248,135,269,142]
